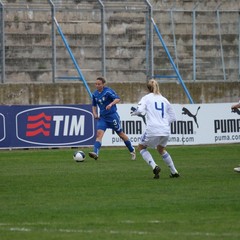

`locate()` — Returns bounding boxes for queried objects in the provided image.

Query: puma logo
[182,106,200,128]
[131,106,146,124]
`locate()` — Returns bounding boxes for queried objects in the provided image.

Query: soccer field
[0,144,240,240]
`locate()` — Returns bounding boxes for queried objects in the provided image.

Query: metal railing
[0,0,239,84]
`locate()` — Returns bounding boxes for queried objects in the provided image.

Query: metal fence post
[144,0,153,80]
[0,0,5,83]
[192,4,198,81]
[48,0,56,83]
[170,9,179,69]
[98,0,106,78]
[238,11,240,81]
[216,6,226,81]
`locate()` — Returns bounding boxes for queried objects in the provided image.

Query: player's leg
[117,131,136,160]
[110,113,135,159]
[89,129,104,160]
[89,118,106,160]
[157,136,179,177]
[139,134,160,179]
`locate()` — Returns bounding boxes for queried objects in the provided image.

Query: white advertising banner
[102,103,240,146]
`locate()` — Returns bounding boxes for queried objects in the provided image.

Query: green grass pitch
[0,144,240,240]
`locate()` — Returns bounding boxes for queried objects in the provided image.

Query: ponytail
[147,79,160,95]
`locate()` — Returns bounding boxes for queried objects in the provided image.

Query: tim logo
[0,113,6,142]
[26,112,51,137]
[16,106,94,146]
[182,106,200,128]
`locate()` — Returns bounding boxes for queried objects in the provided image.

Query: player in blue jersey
[88,76,136,160]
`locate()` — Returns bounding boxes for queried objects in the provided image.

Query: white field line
[0,222,240,237]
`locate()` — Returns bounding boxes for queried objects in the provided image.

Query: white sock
[140,149,157,169]
[162,152,178,174]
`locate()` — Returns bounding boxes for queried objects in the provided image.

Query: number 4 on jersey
[155,102,164,118]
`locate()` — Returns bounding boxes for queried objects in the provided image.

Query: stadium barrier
[0,103,239,149]
[0,105,95,149]
[105,103,240,146]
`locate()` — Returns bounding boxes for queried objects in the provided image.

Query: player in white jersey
[131,79,179,179]
[231,100,240,173]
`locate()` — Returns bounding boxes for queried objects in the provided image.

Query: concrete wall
[0,82,239,105]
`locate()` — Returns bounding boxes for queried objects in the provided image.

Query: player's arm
[106,98,120,110]
[131,99,145,116]
[168,106,176,123]
[91,95,98,119]
[166,102,176,123]
[92,106,99,119]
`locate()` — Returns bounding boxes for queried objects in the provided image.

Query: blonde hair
[147,79,160,95]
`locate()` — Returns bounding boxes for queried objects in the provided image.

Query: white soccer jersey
[135,93,176,136]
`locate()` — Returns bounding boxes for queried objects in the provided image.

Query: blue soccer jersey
[92,87,120,117]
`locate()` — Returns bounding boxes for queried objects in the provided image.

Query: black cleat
[170,172,180,178]
[88,152,98,160]
[153,166,161,179]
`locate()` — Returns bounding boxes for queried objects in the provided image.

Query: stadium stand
[0,0,239,104]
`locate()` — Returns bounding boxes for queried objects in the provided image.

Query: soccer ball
[73,150,86,162]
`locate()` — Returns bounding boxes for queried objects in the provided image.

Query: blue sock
[124,140,134,153]
[93,141,101,155]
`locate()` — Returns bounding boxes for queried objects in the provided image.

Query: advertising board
[0,105,95,149]
[102,103,240,146]
[0,103,239,149]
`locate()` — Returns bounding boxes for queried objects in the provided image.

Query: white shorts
[139,133,169,148]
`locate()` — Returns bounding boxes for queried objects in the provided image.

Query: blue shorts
[97,112,123,134]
